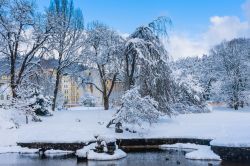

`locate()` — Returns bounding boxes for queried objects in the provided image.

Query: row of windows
[0,95,10,100]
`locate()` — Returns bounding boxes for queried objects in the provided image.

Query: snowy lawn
[0,106,250,147]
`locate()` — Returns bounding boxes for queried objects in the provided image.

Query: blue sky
[37,0,245,33]
[36,0,250,59]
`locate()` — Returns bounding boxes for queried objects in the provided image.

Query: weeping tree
[123,16,174,114]
[47,0,84,111]
[124,16,172,90]
[108,17,207,129]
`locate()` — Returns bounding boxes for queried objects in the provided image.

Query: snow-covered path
[1,106,250,147]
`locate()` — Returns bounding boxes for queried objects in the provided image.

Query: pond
[0,150,250,166]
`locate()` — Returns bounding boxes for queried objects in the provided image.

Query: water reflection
[0,150,249,166]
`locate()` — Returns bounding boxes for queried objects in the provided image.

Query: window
[6,95,10,100]
[0,95,4,100]
[90,84,93,93]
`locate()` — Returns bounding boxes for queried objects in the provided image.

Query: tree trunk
[103,96,109,110]
[10,55,17,98]
[10,84,17,98]
[52,71,60,111]
[234,103,239,110]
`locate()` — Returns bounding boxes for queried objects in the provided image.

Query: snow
[97,135,116,143]
[76,142,127,161]
[210,137,250,147]
[160,143,199,150]
[44,149,74,157]
[87,149,127,161]
[0,106,250,149]
[76,143,96,158]
[0,146,38,154]
[160,143,221,161]
[0,112,15,130]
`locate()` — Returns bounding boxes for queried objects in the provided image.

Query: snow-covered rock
[87,149,127,160]
[185,146,221,160]
[160,143,221,161]
[76,143,96,158]
[160,143,198,150]
[97,135,116,143]
[44,149,74,157]
[76,141,126,161]
[0,146,39,154]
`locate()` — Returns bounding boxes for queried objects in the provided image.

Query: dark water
[0,150,249,166]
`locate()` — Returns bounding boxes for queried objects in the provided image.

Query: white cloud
[166,34,208,60]
[168,1,250,60]
[203,16,249,44]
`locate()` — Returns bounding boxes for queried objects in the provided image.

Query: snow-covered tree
[123,24,207,116]
[171,69,208,114]
[174,38,250,110]
[47,0,85,111]
[210,38,250,109]
[107,18,207,129]
[0,0,52,98]
[82,22,125,110]
[28,89,52,116]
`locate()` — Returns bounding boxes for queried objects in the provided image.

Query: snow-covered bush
[29,90,52,116]
[3,86,53,125]
[15,87,52,117]
[113,87,161,128]
[80,93,96,107]
[10,97,41,123]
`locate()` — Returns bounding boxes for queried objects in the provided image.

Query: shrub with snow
[29,91,52,116]
[2,87,53,126]
[80,93,96,107]
[113,87,161,129]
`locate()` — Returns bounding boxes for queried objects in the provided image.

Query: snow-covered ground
[0,106,250,148]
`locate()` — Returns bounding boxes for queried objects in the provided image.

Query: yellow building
[0,70,125,108]
[61,75,83,107]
